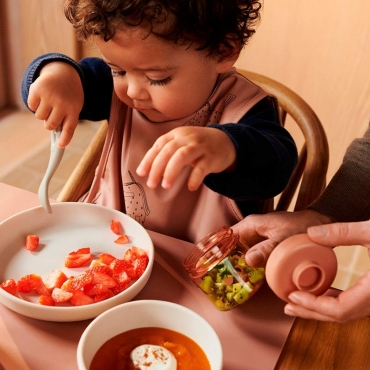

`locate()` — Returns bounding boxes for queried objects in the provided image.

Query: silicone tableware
[265,233,337,302]
[38,125,64,213]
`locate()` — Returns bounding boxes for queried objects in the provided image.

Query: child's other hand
[136,126,236,191]
[27,62,84,148]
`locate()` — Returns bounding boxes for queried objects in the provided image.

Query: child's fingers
[186,166,206,191]
[43,107,67,131]
[57,116,78,148]
[145,144,179,188]
[161,147,203,189]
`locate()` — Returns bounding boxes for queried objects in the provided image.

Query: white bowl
[0,203,154,321]
[77,300,223,370]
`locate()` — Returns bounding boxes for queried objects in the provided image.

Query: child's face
[95,27,230,122]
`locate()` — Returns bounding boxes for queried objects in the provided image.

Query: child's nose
[126,77,149,100]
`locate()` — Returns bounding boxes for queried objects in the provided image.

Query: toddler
[21,0,297,242]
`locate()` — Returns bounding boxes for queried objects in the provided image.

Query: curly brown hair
[64,0,262,57]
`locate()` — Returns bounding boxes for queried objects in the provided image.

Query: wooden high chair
[57,70,329,212]
[237,69,329,211]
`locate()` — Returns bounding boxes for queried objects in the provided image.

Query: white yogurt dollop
[130,344,177,370]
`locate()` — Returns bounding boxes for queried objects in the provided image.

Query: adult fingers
[308,220,370,247]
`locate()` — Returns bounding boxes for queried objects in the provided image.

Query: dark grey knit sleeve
[309,126,370,222]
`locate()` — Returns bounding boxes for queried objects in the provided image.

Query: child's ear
[216,39,241,73]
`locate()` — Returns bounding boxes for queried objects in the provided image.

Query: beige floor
[0,110,369,292]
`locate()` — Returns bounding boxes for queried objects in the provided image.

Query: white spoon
[38,125,65,213]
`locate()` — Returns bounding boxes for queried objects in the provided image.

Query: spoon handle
[38,126,65,213]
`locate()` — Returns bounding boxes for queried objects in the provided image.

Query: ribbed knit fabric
[309,126,370,222]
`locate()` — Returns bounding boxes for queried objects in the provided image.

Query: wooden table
[0,183,369,369]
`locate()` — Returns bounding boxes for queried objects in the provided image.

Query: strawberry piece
[29,274,50,295]
[89,259,106,268]
[110,258,136,281]
[51,288,73,303]
[109,259,130,273]
[114,234,130,244]
[110,220,122,235]
[39,295,55,306]
[70,289,94,306]
[60,276,74,291]
[84,283,110,297]
[0,279,17,295]
[44,269,68,292]
[75,247,91,254]
[17,275,33,293]
[110,279,131,295]
[112,269,131,284]
[65,251,92,268]
[91,271,117,288]
[124,246,148,260]
[25,235,39,251]
[99,253,117,265]
[94,290,114,303]
[68,271,94,292]
[89,265,113,277]
[131,256,149,279]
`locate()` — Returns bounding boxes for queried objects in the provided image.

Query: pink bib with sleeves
[81,68,271,242]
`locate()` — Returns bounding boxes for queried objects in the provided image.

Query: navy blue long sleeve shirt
[21,53,298,216]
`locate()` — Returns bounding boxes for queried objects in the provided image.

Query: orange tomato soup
[90,327,211,370]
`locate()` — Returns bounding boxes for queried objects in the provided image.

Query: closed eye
[111,70,126,78]
[147,76,172,86]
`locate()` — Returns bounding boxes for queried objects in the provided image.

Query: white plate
[0,203,154,322]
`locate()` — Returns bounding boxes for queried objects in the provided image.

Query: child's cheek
[114,82,133,107]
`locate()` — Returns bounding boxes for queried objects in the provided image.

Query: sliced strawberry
[60,276,74,291]
[25,235,39,251]
[84,283,110,297]
[91,271,117,288]
[30,274,50,295]
[110,220,122,235]
[132,256,149,279]
[99,253,117,265]
[39,295,55,306]
[65,251,92,268]
[112,269,131,284]
[89,259,106,268]
[0,279,17,295]
[51,288,73,303]
[124,246,148,260]
[109,259,129,274]
[17,275,33,293]
[114,234,130,244]
[89,265,113,277]
[110,278,131,295]
[75,247,91,254]
[70,289,94,306]
[44,269,68,292]
[94,290,114,303]
[67,271,93,292]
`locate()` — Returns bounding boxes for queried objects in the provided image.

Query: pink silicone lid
[265,233,337,302]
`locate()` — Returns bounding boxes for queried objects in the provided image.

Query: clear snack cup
[183,226,265,311]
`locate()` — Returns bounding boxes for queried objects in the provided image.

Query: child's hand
[136,126,237,191]
[27,62,84,148]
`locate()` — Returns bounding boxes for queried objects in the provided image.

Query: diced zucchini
[199,275,214,294]
[233,287,249,304]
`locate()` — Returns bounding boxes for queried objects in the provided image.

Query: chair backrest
[237,69,329,211]
[57,120,108,203]
[58,70,329,212]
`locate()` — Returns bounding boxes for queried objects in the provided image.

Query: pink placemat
[0,183,294,369]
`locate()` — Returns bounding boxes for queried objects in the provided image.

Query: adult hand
[231,210,333,267]
[27,62,84,148]
[284,220,370,322]
[136,126,236,191]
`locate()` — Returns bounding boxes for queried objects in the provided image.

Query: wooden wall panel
[235,0,370,182]
[3,0,77,108]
